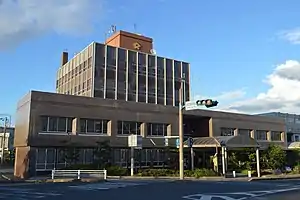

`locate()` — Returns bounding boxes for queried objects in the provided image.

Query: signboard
[185,101,199,111]
[176,138,180,148]
[128,135,142,148]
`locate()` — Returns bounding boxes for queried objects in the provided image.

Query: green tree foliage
[93,140,111,168]
[265,144,286,170]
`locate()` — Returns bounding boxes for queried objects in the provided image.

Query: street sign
[176,138,180,148]
[185,101,198,111]
[128,135,142,148]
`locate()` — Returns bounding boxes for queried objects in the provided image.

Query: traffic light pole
[179,73,185,180]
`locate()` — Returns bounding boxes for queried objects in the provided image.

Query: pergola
[184,135,261,177]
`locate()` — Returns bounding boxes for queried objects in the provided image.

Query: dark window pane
[48,117,58,132]
[95,121,103,133]
[57,117,66,132]
[107,46,116,66]
[80,119,86,133]
[67,118,73,132]
[87,119,95,132]
[41,116,48,132]
[103,120,108,134]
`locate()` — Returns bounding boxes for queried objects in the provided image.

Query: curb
[249,176,300,181]
[107,176,250,181]
[0,178,106,185]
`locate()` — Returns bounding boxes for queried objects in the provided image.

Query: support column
[224,147,228,171]
[221,146,226,176]
[14,146,31,179]
[71,118,80,135]
[140,123,147,137]
[256,148,261,177]
[107,120,117,137]
[190,147,194,170]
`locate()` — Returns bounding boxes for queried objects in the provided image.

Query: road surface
[1,179,300,199]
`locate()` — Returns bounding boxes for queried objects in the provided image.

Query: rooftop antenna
[105,25,117,42]
[134,23,137,33]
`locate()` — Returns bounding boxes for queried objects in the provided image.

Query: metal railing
[51,169,107,180]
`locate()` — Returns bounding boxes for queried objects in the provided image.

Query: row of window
[105,45,188,79]
[40,116,169,136]
[220,127,282,141]
[35,148,167,171]
[57,57,93,88]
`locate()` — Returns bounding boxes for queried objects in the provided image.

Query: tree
[93,140,111,169]
[265,144,286,170]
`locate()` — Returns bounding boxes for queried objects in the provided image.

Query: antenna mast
[134,23,137,33]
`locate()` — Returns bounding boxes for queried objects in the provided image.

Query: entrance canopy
[288,142,300,149]
[187,135,260,148]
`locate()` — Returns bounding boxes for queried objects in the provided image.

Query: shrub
[292,165,300,174]
[192,168,217,178]
[106,166,127,176]
[136,168,217,178]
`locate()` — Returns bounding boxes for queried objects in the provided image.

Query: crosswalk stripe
[69,181,151,190]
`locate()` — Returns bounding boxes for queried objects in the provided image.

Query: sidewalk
[249,174,300,181]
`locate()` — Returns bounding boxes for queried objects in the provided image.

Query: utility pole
[0,116,9,165]
[179,73,186,180]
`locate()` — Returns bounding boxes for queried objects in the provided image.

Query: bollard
[77,170,81,179]
[248,171,251,178]
[233,171,236,178]
[51,170,55,180]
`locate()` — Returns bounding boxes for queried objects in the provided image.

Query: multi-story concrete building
[257,112,300,143]
[14,30,287,178]
[0,126,14,150]
[56,30,190,106]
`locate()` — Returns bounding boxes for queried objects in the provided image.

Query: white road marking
[182,186,300,200]
[69,180,151,190]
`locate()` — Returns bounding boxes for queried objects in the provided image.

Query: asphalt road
[1,179,300,200]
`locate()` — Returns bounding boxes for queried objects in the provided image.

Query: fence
[51,169,107,180]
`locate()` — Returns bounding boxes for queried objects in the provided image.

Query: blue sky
[1,0,300,122]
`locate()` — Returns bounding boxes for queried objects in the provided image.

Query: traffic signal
[196,99,218,108]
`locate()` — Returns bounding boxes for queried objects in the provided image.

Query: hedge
[64,164,217,177]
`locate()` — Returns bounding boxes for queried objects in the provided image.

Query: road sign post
[128,135,142,176]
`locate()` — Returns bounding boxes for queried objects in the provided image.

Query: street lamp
[0,115,11,165]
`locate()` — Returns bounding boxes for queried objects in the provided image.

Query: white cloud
[0,0,103,50]
[278,28,300,44]
[193,89,246,102]
[218,60,300,114]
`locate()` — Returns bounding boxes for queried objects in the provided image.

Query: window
[107,46,116,66]
[174,61,181,79]
[239,129,251,137]
[294,135,300,142]
[256,130,268,140]
[40,116,73,133]
[117,121,142,135]
[147,123,168,136]
[286,117,294,123]
[271,131,282,141]
[220,127,235,136]
[79,119,108,134]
